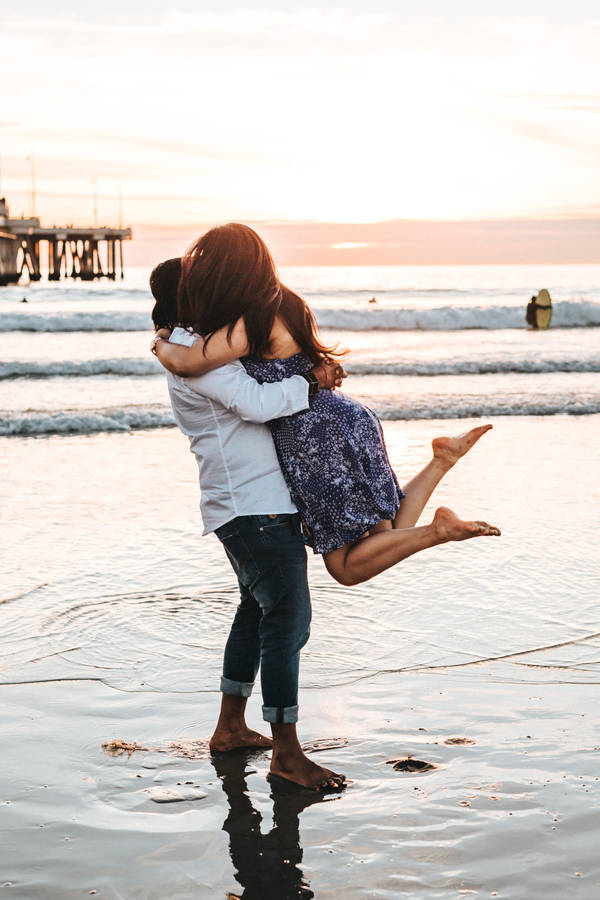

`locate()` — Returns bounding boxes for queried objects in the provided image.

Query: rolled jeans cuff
[220,676,254,699]
[262,704,299,724]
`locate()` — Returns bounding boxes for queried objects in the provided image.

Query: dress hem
[310,492,405,555]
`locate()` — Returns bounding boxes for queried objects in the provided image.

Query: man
[526,295,538,329]
[150,259,346,791]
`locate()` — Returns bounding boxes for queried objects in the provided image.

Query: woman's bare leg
[324,507,500,586]
[323,424,497,585]
[394,425,493,529]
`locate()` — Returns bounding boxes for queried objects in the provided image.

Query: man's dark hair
[150,257,182,330]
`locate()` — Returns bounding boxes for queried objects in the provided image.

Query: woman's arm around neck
[154,319,250,377]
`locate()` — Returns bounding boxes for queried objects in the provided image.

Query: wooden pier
[0,198,132,285]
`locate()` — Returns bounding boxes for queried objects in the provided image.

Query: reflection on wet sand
[212,750,338,900]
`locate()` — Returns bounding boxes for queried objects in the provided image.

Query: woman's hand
[311,357,347,390]
[150,328,172,356]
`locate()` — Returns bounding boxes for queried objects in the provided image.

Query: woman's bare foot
[432,424,493,471]
[209,726,273,753]
[270,747,345,791]
[432,506,501,541]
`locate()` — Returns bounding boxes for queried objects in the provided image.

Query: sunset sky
[2,1,599,262]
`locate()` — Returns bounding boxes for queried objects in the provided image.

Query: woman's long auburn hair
[177,222,343,365]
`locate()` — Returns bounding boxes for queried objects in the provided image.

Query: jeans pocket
[215,517,243,543]
[256,513,297,529]
[257,522,306,561]
[220,531,258,587]
[215,528,239,543]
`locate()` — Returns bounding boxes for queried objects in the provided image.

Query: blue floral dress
[241,352,404,554]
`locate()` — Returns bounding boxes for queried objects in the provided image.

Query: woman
[153,224,500,586]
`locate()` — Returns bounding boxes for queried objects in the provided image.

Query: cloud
[503,92,600,113]
[2,9,600,223]
[505,118,598,154]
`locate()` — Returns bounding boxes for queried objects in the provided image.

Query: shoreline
[2,415,599,897]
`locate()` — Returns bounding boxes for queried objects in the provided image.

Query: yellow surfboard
[535,289,552,329]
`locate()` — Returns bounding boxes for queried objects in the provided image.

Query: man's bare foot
[209,726,273,753]
[432,424,493,471]
[432,506,501,542]
[270,748,345,791]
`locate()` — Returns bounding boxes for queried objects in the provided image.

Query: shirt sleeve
[180,364,310,423]
[169,326,197,347]
[167,327,310,422]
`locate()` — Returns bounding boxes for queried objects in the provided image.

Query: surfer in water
[526,296,539,328]
[526,290,553,330]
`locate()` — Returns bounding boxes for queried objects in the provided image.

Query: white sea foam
[0,407,174,436]
[4,395,599,436]
[0,312,150,332]
[1,299,599,333]
[0,359,161,379]
[348,358,600,376]
[314,300,600,331]
[2,355,600,380]
[375,395,600,420]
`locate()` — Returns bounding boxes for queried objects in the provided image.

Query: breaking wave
[349,358,600,376]
[3,395,599,436]
[1,299,599,333]
[2,356,600,380]
[314,300,600,331]
[0,312,150,332]
[0,358,160,378]
[375,394,600,420]
[0,407,174,436]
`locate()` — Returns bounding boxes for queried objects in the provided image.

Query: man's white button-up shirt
[165,327,309,534]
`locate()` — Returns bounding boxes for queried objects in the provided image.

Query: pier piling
[0,197,132,284]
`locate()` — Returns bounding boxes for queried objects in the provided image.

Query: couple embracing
[150,223,500,792]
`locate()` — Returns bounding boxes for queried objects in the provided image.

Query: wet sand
[2,415,600,897]
[2,670,599,898]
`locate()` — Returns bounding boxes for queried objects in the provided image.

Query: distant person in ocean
[151,225,500,790]
[526,295,538,328]
[526,289,552,329]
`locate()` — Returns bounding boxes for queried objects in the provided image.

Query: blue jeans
[214,513,311,724]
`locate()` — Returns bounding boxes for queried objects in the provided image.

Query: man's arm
[166,327,346,422]
[181,363,312,423]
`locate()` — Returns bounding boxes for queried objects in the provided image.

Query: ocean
[1,264,599,899]
[1,264,600,437]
